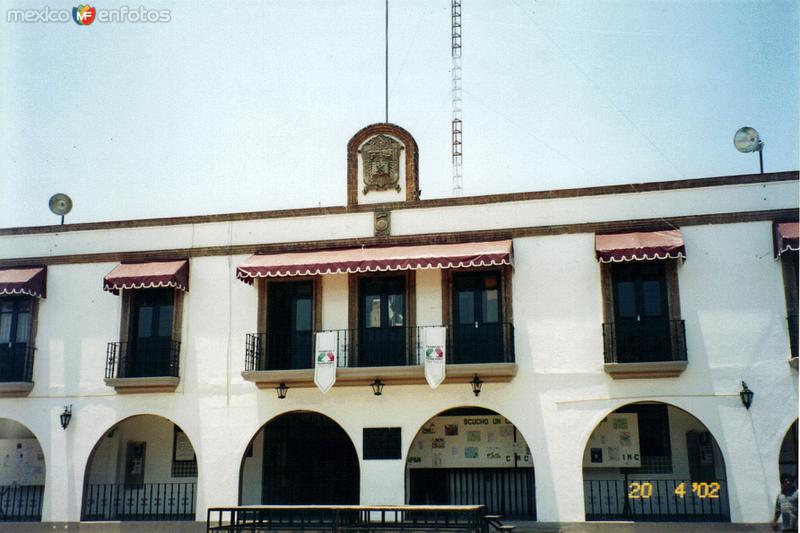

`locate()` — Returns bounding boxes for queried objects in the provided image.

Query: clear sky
[2,0,798,228]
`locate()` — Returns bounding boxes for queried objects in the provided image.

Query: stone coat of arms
[359,135,404,194]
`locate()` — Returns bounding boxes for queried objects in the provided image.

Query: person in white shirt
[774,474,798,532]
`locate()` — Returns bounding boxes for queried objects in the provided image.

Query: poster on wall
[0,439,46,485]
[174,429,195,461]
[407,415,532,469]
[582,413,641,468]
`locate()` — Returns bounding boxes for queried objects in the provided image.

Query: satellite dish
[733,127,765,174]
[48,193,73,224]
[733,127,762,153]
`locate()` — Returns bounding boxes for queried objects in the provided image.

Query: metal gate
[584,478,730,522]
[409,468,535,520]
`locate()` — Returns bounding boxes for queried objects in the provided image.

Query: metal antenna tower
[451,0,463,196]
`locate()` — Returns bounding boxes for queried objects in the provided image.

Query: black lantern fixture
[60,405,72,430]
[470,375,483,397]
[371,379,384,396]
[740,381,754,410]
[275,382,288,399]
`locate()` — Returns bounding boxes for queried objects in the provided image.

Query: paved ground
[513,521,777,532]
[0,522,782,533]
[0,523,203,532]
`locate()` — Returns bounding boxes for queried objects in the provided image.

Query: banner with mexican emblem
[424,326,447,389]
[314,331,338,394]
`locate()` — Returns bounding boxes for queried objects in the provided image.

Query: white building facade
[0,123,797,526]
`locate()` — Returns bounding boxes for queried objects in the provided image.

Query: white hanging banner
[314,331,338,394]
[424,326,447,389]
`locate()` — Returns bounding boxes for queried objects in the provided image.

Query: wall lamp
[275,382,288,399]
[470,375,483,397]
[60,405,72,430]
[740,381,754,410]
[371,379,384,396]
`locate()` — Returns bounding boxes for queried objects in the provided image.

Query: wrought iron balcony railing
[82,482,195,521]
[0,485,43,522]
[245,331,314,371]
[106,340,181,379]
[447,322,515,364]
[244,323,515,371]
[321,327,425,368]
[602,320,687,364]
[0,343,34,383]
[789,314,798,359]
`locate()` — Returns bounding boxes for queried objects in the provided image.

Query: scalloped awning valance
[774,222,799,257]
[236,240,512,283]
[595,230,685,263]
[103,260,189,295]
[0,267,46,299]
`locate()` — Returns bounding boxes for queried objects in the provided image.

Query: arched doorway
[82,415,197,521]
[0,418,45,522]
[240,411,359,505]
[779,420,798,481]
[582,402,730,522]
[405,407,535,519]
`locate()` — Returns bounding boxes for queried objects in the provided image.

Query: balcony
[105,340,181,393]
[789,314,798,367]
[0,343,35,397]
[242,324,516,389]
[602,320,687,379]
[245,331,314,370]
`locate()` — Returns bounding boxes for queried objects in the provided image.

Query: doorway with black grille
[405,407,535,520]
[240,411,359,505]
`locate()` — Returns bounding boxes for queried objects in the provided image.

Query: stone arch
[239,410,359,505]
[778,419,798,482]
[576,398,727,464]
[581,400,730,522]
[0,418,46,522]
[81,414,198,521]
[404,406,535,519]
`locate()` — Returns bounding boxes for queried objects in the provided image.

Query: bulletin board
[407,415,532,469]
[583,413,641,468]
[0,439,45,485]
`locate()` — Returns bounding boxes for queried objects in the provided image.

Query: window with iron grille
[597,250,688,370]
[171,460,197,478]
[0,297,34,382]
[172,426,197,478]
[617,404,672,473]
[110,288,183,380]
[780,250,799,358]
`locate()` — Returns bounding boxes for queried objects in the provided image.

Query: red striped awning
[595,230,686,263]
[0,267,46,299]
[237,240,512,283]
[103,260,189,295]
[774,222,799,257]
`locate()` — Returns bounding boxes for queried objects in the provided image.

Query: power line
[389,7,425,97]
[510,0,684,177]
[463,87,598,181]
